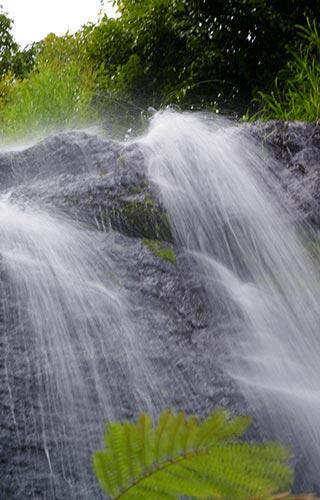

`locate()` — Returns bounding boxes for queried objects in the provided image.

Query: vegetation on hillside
[252,18,320,121]
[0,0,319,139]
[84,0,320,121]
[0,7,35,78]
[0,32,97,139]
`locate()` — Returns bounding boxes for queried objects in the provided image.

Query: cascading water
[139,110,320,490]
[0,193,164,498]
[2,129,228,499]
[2,112,320,497]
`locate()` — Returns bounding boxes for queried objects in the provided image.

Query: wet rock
[0,124,318,498]
[0,131,249,499]
[0,132,173,242]
[248,120,320,226]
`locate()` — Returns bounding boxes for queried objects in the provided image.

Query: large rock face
[0,121,319,498]
[249,120,320,226]
[0,130,248,499]
[0,132,172,241]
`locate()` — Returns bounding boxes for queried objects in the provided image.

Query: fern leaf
[93,450,119,497]
[154,410,172,462]
[273,495,319,499]
[136,413,154,469]
[195,410,251,448]
[122,422,142,480]
[93,409,293,499]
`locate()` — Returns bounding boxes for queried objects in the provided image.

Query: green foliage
[0,33,97,141]
[84,0,187,124]
[143,239,176,264]
[251,18,320,121]
[1,1,320,132]
[0,6,18,77]
[85,0,320,115]
[10,43,39,79]
[0,6,36,79]
[93,409,293,499]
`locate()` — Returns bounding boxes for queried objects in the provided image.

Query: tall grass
[0,34,98,141]
[252,19,320,121]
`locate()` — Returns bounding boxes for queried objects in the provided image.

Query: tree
[85,0,320,114]
[0,5,18,77]
[0,5,36,79]
[184,0,320,100]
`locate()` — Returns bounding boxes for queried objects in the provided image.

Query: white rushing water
[2,111,320,495]
[139,110,320,486]
[0,194,161,498]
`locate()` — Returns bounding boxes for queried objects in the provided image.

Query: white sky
[1,0,117,48]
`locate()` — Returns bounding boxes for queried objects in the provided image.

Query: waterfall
[139,110,320,490]
[0,193,163,498]
[1,128,221,499]
[1,112,320,497]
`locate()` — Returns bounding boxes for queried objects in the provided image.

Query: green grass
[0,34,98,142]
[0,65,97,141]
[249,18,320,122]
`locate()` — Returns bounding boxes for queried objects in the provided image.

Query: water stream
[139,110,320,490]
[0,194,162,498]
[1,111,320,497]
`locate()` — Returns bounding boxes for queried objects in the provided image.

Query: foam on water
[139,110,320,488]
[2,110,320,495]
[0,194,161,498]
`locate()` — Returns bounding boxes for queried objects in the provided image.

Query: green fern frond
[93,409,293,499]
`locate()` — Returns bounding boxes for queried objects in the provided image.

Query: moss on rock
[143,239,176,264]
[115,193,173,242]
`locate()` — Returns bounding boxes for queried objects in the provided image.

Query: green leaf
[93,409,293,499]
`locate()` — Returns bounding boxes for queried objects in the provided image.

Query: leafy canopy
[85,0,320,114]
[93,409,293,499]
